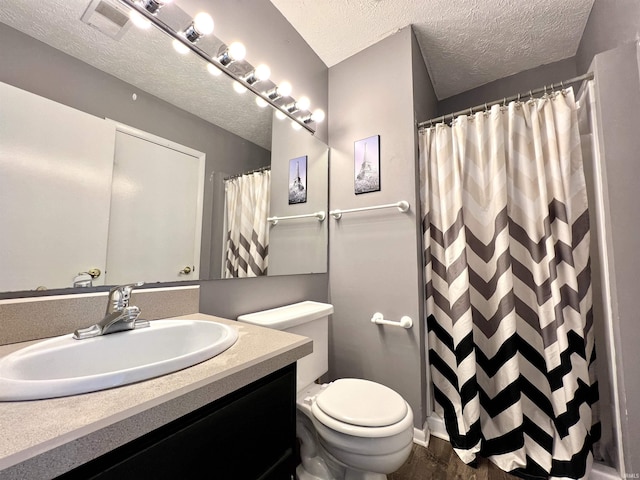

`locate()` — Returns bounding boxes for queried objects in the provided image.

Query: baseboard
[427,414,449,441]
[413,420,430,447]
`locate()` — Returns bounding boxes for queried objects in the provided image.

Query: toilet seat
[310,378,413,438]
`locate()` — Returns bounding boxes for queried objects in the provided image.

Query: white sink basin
[0,319,238,401]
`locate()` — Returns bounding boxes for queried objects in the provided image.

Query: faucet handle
[123,305,141,322]
[107,282,144,313]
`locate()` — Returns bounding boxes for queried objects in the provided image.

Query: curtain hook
[517,93,521,102]
[503,97,507,107]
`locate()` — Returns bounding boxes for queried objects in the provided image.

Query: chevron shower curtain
[419,89,599,479]
[224,170,270,278]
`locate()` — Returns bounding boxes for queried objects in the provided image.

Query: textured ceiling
[0,0,274,150]
[1,0,596,137]
[268,0,595,99]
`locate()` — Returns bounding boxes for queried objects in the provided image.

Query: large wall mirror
[0,0,328,294]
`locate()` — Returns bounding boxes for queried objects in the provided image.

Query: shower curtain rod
[417,71,594,129]
[224,165,271,181]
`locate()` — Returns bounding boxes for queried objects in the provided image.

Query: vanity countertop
[0,313,312,480]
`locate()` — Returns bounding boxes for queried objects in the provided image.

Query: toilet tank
[237,301,334,391]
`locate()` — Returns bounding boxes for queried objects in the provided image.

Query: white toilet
[238,301,414,480]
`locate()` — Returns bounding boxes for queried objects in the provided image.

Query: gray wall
[579,93,617,466]
[199,274,328,320]
[410,27,438,419]
[437,57,577,117]
[327,27,437,429]
[576,1,640,471]
[588,42,640,474]
[576,0,640,73]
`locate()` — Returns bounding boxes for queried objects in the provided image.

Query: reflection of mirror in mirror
[0,0,328,294]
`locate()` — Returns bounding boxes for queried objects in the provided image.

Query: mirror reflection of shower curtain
[223,170,270,278]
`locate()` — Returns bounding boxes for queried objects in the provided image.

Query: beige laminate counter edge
[0,313,312,480]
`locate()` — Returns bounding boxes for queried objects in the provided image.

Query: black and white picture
[354,135,380,194]
[288,155,307,204]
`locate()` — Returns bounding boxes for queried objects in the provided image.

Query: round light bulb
[296,96,311,111]
[207,63,221,76]
[277,81,292,97]
[172,39,190,55]
[233,81,248,94]
[193,12,214,35]
[129,10,151,29]
[275,110,286,120]
[291,121,302,131]
[254,64,271,82]
[255,97,268,108]
[311,108,325,123]
[228,42,246,61]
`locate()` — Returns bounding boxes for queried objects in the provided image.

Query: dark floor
[389,437,518,480]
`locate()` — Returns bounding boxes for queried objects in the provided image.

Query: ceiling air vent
[81,0,132,40]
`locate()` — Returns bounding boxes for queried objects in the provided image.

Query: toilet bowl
[238,302,414,480]
[297,380,414,479]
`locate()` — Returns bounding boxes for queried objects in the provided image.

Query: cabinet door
[59,365,296,480]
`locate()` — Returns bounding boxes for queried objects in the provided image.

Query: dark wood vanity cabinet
[58,364,297,480]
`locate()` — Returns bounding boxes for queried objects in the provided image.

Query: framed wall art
[288,155,307,204]
[354,135,380,194]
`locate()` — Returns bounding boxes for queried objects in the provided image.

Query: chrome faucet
[73,282,149,340]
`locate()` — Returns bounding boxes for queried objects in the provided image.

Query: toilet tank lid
[237,301,334,330]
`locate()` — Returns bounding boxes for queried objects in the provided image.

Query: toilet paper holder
[371,312,413,329]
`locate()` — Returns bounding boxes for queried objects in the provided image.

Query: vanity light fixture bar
[329,201,410,220]
[117,0,315,134]
[267,211,326,226]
